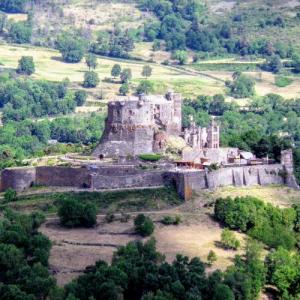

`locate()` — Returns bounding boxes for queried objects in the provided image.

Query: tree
[111,64,121,79]
[58,197,97,228]
[85,54,97,70]
[207,250,217,265]
[83,71,99,88]
[119,83,129,95]
[142,65,152,78]
[213,284,234,300]
[172,50,188,65]
[263,55,282,73]
[4,188,17,202]
[120,68,132,83]
[136,80,154,95]
[56,33,85,63]
[74,90,87,106]
[134,214,155,237]
[220,229,240,250]
[17,56,35,75]
[0,0,27,13]
[9,21,32,44]
[229,73,255,98]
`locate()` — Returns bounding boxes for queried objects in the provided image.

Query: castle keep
[93,92,182,158]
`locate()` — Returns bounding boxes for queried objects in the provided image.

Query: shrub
[58,197,97,228]
[111,64,121,78]
[138,153,162,162]
[4,188,17,202]
[275,76,293,87]
[229,73,255,98]
[207,250,217,265]
[83,71,99,88]
[9,21,32,44]
[74,90,87,106]
[120,68,132,83]
[220,228,240,250]
[134,214,155,237]
[161,215,181,225]
[136,80,154,95]
[17,56,35,75]
[119,83,129,95]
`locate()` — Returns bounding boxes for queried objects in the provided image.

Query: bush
[134,214,155,237]
[229,73,255,98]
[111,64,121,78]
[138,153,162,162]
[58,197,97,228]
[207,250,217,265]
[74,90,87,106]
[275,76,293,87]
[83,71,99,88]
[17,56,35,75]
[119,83,129,95]
[161,215,181,225]
[220,229,240,250]
[4,188,17,202]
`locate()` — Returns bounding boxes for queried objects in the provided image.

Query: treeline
[0,0,28,13]
[139,0,296,58]
[183,93,300,161]
[0,114,105,169]
[214,196,300,299]
[0,74,78,123]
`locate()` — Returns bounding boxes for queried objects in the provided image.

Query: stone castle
[93,91,221,159]
[0,93,299,200]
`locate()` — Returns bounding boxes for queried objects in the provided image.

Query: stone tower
[93,93,182,158]
[207,119,220,149]
[281,149,299,189]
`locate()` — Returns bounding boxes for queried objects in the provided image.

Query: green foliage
[119,83,129,95]
[134,214,155,237]
[17,56,35,75]
[275,76,293,87]
[142,65,152,78]
[229,73,255,98]
[4,188,17,202]
[294,148,300,185]
[161,215,181,225]
[111,64,121,78]
[172,50,188,65]
[207,250,217,266]
[220,229,240,250]
[0,210,55,299]
[56,33,86,63]
[9,21,32,44]
[263,55,282,73]
[85,53,97,70]
[58,197,97,228]
[74,90,87,106]
[138,153,162,161]
[136,80,154,95]
[0,73,76,123]
[265,247,300,298]
[120,68,132,83]
[213,284,234,300]
[215,196,297,250]
[91,29,134,59]
[292,53,300,73]
[83,71,99,88]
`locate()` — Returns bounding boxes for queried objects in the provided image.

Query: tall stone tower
[207,119,220,149]
[93,93,182,158]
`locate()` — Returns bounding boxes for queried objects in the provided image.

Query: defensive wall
[0,163,297,200]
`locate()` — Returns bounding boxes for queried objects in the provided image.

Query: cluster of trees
[63,237,266,300]
[183,93,300,161]
[58,197,97,228]
[227,72,255,98]
[214,196,300,250]
[91,28,135,59]
[0,113,105,169]
[0,74,78,122]
[0,210,55,299]
[139,0,296,59]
